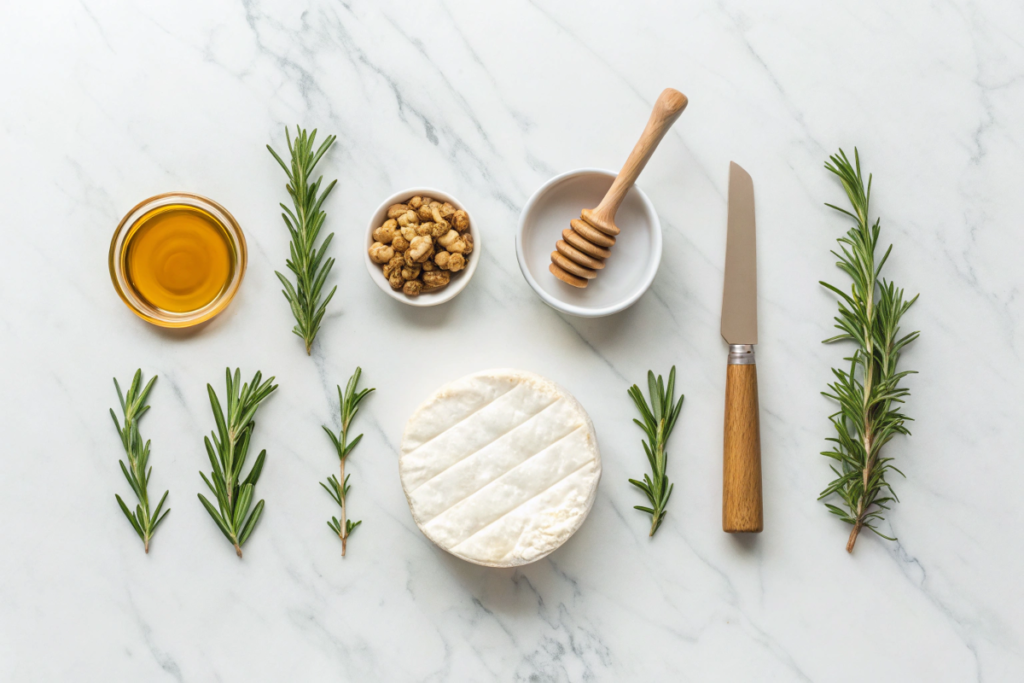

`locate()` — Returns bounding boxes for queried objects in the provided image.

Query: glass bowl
[109,192,247,327]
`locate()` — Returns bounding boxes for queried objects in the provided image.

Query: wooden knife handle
[723,348,763,533]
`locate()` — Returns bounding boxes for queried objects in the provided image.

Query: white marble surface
[1,0,1022,680]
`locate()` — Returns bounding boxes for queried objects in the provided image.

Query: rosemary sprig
[197,369,278,558]
[321,367,374,557]
[818,148,920,553]
[267,125,338,355]
[111,370,169,553]
[628,367,684,536]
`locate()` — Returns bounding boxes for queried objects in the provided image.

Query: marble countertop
[2,1,1022,680]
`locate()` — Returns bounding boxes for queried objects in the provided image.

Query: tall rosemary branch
[267,126,338,355]
[321,367,374,557]
[197,369,278,558]
[111,370,169,553]
[818,148,919,553]
[628,367,684,536]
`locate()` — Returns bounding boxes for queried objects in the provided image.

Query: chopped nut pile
[369,196,473,297]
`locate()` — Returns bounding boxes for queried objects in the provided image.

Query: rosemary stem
[820,148,918,552]
[268,126,338,355]
[112,371,169,553]
[338,414,352,554]
[227,435,236,507]
[198,369,277,558]
[846,523,861,552]
[322,368,373,557]
[844,188,877,553]
[339,453,348,556]
[627,368,683,537]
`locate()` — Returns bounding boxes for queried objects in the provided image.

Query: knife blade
[721,161,762,533]
[721,161,757,345]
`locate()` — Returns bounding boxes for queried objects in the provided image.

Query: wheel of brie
[400,369,602,567]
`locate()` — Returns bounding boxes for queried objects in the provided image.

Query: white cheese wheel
[399,369,601,567]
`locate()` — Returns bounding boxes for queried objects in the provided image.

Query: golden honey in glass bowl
[110,193,246,327]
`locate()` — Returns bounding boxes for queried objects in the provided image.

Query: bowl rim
[515,168,662,318]
[108,191,247,328]
[365,187,480,307]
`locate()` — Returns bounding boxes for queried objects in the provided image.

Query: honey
[122,204,235,313]
[110,193,246,327]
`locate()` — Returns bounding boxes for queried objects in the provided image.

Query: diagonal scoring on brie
[400,369,601,567]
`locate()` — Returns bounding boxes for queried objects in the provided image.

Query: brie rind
[399,369,601,567]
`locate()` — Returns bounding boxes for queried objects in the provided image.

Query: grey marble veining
[1,0,1022,680]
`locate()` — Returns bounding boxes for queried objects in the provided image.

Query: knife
[721,161,762,533]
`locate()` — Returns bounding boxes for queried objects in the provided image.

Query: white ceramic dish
[365,187,481,307]
[516,169,662,318]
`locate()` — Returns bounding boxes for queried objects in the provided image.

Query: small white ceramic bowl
[365,187,481,307]
[516,169,662,317]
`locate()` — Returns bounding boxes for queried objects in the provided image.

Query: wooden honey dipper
[550,88,688,288]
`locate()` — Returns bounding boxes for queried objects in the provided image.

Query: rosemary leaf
[268,125,338,355]
[628,367,684,536]
[322,367,374,557]
[818,148,920,553]
[197,368,277,558]
[110,370,169,553]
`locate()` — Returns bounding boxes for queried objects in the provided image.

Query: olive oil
[122,204,235,313]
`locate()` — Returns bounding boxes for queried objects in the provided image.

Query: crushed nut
[371,194,473,297]
[373,222,397,244]
[401,263,421,281]
[408,235,433,262]
[447,253,466,272]
[400,226,418,243]
[383,255,404,279]
[397,210,420,227]
[369,242,395,264]
[423,270,450,288]
[437,229,459,249]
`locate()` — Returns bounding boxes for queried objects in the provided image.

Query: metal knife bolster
[728,344,755,365]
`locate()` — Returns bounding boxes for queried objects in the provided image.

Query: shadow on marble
[429,523,598,615]
[554,294,647,351]
[729,532,760,553]
[136,317,214,341]
[388,298,458,329]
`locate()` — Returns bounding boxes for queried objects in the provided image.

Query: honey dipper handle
[590,88,688,224]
